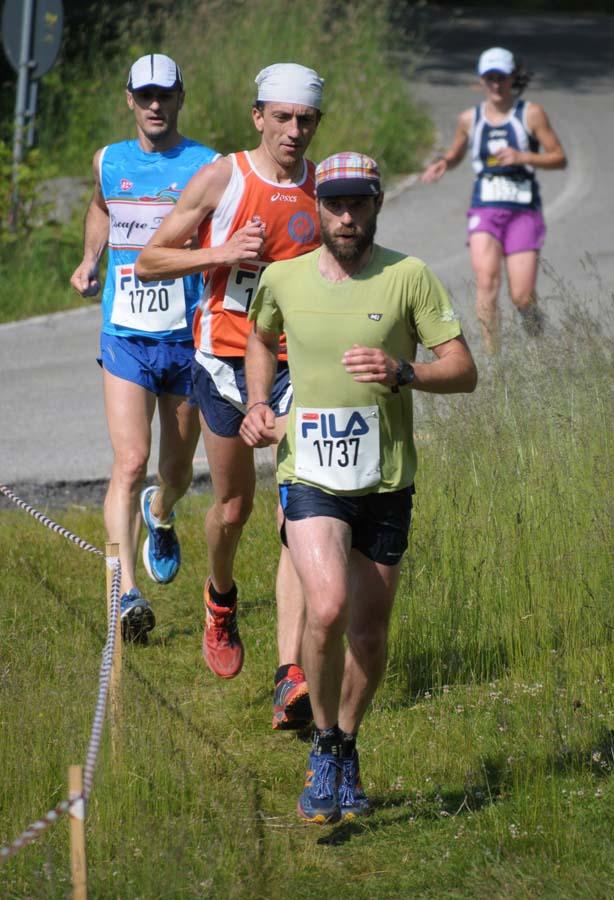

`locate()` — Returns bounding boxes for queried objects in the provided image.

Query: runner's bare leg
[200,415,256,593]
[273,413,305,665]
[338,553,401,734]
[470,231,503,354]
[154,393,201,520]
[285,516,352,727]
[103,370,155,594]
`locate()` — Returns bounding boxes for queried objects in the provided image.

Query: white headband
[255,63,324,110]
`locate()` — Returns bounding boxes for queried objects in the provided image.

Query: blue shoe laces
[151,525,177,558]
[311,758,339,800]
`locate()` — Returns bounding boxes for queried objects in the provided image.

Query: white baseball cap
[477,47,515,77]
[127,54,184,91]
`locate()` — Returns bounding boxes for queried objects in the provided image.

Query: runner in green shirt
[241,151,478,824]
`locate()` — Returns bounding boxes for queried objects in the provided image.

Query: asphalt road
[1,10,613,493]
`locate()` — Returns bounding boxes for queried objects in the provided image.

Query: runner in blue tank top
[70,54,219,640]
[422,47,567,354]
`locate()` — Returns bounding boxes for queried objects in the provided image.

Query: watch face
[398,362,414,385]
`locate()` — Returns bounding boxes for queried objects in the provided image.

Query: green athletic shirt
[249,244,462,495]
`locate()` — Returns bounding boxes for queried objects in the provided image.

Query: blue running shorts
[279,482,415,566]
[99,333,195,397]
[191,355,293,438]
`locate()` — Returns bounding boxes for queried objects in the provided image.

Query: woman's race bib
[480,175,533,205]
[295,405,380,491]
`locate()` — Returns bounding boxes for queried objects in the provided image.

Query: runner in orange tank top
[194,149,319,358]
[137,63,324,729]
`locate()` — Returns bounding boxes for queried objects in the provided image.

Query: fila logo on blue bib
[301,411,369,439]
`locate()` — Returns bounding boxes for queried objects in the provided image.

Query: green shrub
[0,141,56,244]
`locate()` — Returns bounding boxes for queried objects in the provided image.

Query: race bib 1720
[295,405,381,492]
[111,264,187,331]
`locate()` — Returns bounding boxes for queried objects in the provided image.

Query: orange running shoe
[202,578,244,679]
[272,665,312,730]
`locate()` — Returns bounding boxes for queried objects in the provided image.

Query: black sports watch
[392,358,415,391]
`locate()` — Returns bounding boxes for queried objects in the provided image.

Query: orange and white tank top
[193,151,319,358]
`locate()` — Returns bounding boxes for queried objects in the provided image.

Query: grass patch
[1,305,612,896]
[0,223,97,323]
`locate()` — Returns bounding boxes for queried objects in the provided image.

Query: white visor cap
[478,47,516,75]
[477,47,515,76]
[255,63,324,110]
[128,54,183,91]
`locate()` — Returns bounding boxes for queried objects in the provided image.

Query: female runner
[422,47,567,353]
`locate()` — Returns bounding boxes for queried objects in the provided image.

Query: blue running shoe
[120,588,155,643]
[339,751,371,819]
[140,486,181,584]
[297,752,341,824]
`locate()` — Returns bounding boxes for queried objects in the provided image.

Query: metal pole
[11,0,36,230]
[26,79,39,148]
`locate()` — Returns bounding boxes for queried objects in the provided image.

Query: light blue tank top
[100,138,219,341]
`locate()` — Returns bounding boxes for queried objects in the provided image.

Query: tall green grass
[35,0,431,177]
[389,315,612,696]
[1,302,612,897]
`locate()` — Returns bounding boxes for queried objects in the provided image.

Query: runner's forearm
[245,329,279,406]
[81,201,109,266]
[136,245,226,280]
[519,149,567,169]
[411,347,477,394]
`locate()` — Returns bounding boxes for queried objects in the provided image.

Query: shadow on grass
[20,555,271,863]
[319,734,614,847]
[21,556,252,763]
[319,760,506,846]
[384,640,511,708]
[553,728,614,779]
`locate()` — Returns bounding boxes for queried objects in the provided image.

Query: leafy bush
[0,141,55,244]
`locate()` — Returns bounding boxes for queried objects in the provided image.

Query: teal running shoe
[339,751,371,819]
[297,752,341,824]
[120,588,155,642]
[140,486,180,584]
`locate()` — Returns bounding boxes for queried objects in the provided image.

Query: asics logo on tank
[271,192,297,202]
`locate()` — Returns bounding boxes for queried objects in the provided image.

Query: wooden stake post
[69,765,87,900]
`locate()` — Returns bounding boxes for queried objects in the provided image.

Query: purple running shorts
[466,207,546,255]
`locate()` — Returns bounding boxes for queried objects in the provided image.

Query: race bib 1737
[295,405,381,492]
